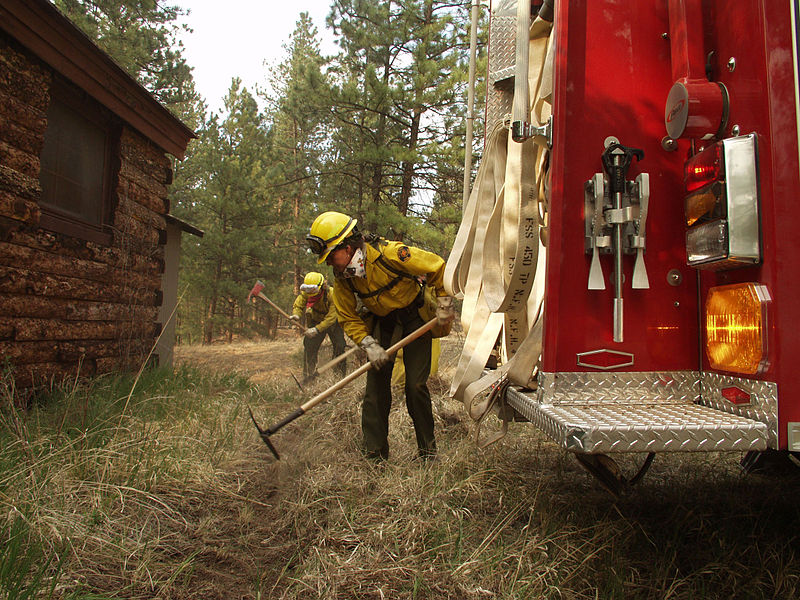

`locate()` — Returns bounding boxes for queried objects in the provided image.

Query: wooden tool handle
[315,345,361,376]
[299,318,438,413]
[257,291,306,332]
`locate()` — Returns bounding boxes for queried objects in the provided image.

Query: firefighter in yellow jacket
[289,272,347,378]
[306,211,455,461]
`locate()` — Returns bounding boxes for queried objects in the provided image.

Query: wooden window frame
[39,78,119,245]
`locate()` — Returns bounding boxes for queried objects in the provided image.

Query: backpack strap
[375,255,419,283]
[344,242,421,300]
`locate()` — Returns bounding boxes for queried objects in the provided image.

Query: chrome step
[506,386,769,453]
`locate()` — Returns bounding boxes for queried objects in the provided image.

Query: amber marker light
[685,185,721,226]
[705,283,771,375]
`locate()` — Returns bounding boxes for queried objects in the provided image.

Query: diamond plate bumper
[506,386,770,453]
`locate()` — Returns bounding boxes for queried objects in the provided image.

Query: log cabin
[0,0,198,389]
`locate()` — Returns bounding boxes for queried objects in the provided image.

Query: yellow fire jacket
[292,287,339,331]
[332,240,447,345]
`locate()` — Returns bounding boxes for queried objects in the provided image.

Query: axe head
[247,280,266,303]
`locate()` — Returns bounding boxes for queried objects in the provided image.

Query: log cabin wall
[0,32,178,389]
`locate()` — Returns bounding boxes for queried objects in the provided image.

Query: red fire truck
[460,0,800,493]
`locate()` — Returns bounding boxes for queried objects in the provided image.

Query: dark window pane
[40,98,107,226]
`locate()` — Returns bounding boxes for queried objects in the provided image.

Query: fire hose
[444,3,554,445]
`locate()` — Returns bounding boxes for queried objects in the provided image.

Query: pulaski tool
[248,279,309,391]
[247,280,306,333]
[248,280,359,384]
[249,317,438,460]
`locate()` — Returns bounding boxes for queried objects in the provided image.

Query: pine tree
[171,81,281,343]
[264,13,332,293]
[52,0,202,126]
[325,0,480,251]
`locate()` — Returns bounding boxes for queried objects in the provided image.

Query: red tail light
[685,144,721,192]
[683,134,760,269]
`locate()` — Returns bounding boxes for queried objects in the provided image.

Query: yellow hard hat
[306,211,357,264]
[300,272,325,294]
[303,272,325,287]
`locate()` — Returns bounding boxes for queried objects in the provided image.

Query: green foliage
[322,0,487,252]
[0,518,61,600]
[264,13,334,290]
[172,82,286,343]
[52,0,203,126]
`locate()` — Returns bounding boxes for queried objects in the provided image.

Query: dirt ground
[168,332,467,599]
[174,328,315,384]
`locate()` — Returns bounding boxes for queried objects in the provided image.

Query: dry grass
[1,336,800,599]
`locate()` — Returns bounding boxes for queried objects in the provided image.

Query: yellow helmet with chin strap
[307,211,357,264]
[300,272,325,294]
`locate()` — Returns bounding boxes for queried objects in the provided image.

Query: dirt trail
[174,329,357,384]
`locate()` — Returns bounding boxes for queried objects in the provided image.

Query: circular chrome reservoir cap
[665,82,689,139]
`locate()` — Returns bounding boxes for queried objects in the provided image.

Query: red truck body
[477,0,800,470]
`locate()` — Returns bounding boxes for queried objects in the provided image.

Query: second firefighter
[290,272,347,378]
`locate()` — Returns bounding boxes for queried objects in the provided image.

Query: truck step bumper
[506,386,769,453]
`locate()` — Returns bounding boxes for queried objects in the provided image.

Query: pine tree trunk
[293,118,304,292]
[370,36,392,209]
[399,1,432,221]
[203,298,214,344]
[226,300,234,343]
[399,110,422,218]
[203,259,222,344]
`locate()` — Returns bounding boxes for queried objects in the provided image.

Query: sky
[172,0,339,114]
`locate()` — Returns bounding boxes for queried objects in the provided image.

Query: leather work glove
[436,295,455,326]
[303,327,318,339]
[360,335,390,369]
[288,314,301,323]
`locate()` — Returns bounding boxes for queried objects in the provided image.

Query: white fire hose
[445,4,554,446]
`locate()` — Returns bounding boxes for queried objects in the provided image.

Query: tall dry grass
[259,389,800,600]
[2,340,800,599]
[0,364,269,598]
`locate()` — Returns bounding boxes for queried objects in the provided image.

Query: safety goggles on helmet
[300,283,321,294]
[306,217,356,258]
[306,235,329,256]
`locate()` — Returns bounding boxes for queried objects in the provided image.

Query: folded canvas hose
[445,7,554,446]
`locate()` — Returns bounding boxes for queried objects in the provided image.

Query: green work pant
[304,323,346,377]
[362,310,435,460]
